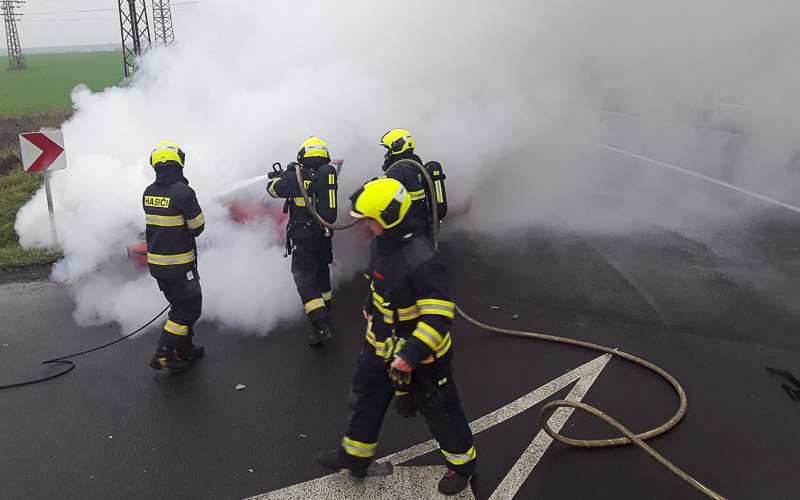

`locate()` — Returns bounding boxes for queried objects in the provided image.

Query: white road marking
[253,465,476,500]
[249,354,612,500]
[598,143,800,215]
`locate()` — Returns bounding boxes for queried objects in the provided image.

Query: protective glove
[393,390,417,418]
[389,364,412,388]
[382,337,413,388]
[382,337,404,364]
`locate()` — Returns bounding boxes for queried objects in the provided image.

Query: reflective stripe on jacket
[143,169,205,279]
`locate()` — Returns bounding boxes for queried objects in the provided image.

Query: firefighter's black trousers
[337,345,476,474]
[291,236,333,329]
[156,270,202,350]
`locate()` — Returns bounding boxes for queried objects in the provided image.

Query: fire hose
[295,160,727,500]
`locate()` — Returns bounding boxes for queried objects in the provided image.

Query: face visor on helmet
[349,178,411,230]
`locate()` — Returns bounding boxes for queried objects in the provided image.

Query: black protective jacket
[267,158,338,239]
[384,151,448,224]
[142,163,205,279]
[363,223,456,368]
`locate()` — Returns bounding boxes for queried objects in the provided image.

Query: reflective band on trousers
[147,250,196,266]
[342,436,377,458]
[322,290,332,301]
[164,320,189,336]
[304,298,325,314]
[187,212,205,229]
[442,445,476,465]
[146,214,185,227]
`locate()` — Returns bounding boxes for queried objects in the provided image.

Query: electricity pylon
[152,0,174,46]
[117,0,151,78]
[2,0,24,70]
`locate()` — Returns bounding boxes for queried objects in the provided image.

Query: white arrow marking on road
[250,354,612,500]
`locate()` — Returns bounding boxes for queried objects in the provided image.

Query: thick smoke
[14,0,800,333]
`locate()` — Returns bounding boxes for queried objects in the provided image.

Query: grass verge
[0,166,62,272]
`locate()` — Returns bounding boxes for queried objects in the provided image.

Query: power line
[22,1,197,15]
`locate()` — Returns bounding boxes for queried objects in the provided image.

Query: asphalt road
[2,184,799,500]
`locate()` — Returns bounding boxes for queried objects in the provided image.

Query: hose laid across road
[0,305,170,390]
[297,158,727,500]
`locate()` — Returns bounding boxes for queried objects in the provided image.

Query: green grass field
[0,51,124,117]
[0,51,115,270]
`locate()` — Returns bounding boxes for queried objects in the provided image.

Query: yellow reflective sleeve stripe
[145,214,185,226]
[441,446,476,465]
[186,212,205,229]
[329,189,336,209]
[435,180,444,203]
[294,197,306,207]
[412,321,444,350]
[372,300,394,324]
[322,290,332,301]
[369,290,395,323]
[416,299,455,318]
[366,329,387,357]
[420,332,451,364]
[267,179,279,198]
[409,189,426,201]
[342,437,377,458]
[147,250,196,266]
[397,305,421,321]
[304,298,325,314]
[164,320,189,336]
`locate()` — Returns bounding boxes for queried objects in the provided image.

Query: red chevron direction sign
[19,131,66,172]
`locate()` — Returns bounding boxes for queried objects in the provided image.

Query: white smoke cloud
[14,0,800,334]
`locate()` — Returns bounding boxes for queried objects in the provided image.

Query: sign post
[19,131,66,248]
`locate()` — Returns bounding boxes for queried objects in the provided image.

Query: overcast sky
[11,0,201,48]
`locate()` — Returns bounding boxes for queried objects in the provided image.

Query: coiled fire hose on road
[296,160,727,499]
[0,305,170,390]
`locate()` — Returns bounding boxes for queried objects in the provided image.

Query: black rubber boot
[179,344,205,361]
[437,469,473,495]
[316,450,393,478]
[149,345,191,373]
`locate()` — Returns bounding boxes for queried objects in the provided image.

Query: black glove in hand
[393,390,417,418]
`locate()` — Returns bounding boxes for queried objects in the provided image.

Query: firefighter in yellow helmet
[317,178,476,495]
[379,128,448,231]
[266,136,339,346]
[143,141,206,373]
